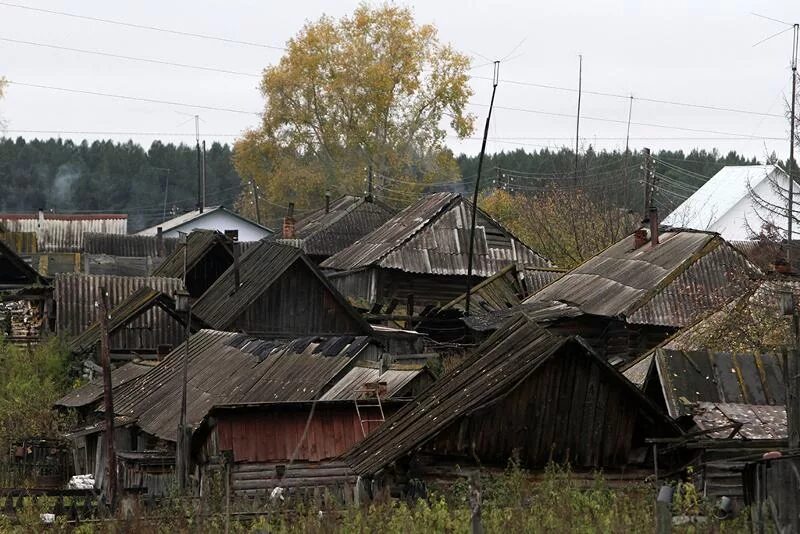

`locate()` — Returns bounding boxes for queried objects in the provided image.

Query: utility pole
[176,241,192,490]
[624,96,634,208]
[98,287,117,510]
[642,147,652,217]
[250,180,262,225]
[466,61,500,317]
[195,115,203,213]
[201,140,207,210]
[574,54,583,183]
[788,24,798,257]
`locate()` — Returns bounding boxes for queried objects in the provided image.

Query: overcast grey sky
[0,0,798,161]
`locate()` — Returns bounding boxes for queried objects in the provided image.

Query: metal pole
[367,165,374,202]
[790,294,800,449]
[201,140,207,210]
[624,96,634,207]
[251,181,262,225]
[574,54,582,183]
[195,115,203,213]
[98,287,117,509]
[788,24,798,257]
[466,61,500,317]
[642,147,651,218]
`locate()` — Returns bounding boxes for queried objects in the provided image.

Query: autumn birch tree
[234,5,474,215]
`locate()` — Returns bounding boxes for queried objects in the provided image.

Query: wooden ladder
[354,382,387,437]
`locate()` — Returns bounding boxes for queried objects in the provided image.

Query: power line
[0,1,286,50]
[0,37,260,77]
[5,80,261,116]
[1,129,241,138]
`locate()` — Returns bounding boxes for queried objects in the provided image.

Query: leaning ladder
[354,382,386,437]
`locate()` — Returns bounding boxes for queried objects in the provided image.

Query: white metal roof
[662,165,790,239]
[136,206,273,236]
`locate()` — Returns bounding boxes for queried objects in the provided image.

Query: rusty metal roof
[84,233,180,257]
[54,273,184,337]
[192,240,370,333]
[0,213,127,252]
[151,230,233,279]
[526,230,758,327]
[109,330,376,441]
[292,195,396,258]
[653,348,785,418]
[345,313,667,475]
[55,361,155,408]
[320,193,551,275]
[693,402,786,440]
[320,362,430,401]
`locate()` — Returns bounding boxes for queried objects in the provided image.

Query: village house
[151,230,237,298]
[345,314,680,496]
[0,238,51,343]
[279,194,396,263]
[136,205,273,241]
[321,192,552,323]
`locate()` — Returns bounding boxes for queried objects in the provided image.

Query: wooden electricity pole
[98,287,117,509]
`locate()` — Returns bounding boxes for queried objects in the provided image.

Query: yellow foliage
[234,4,474,218]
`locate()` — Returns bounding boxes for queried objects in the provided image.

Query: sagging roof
[66,286,200,354]
[438,264,566,317]
[0,238,48,289]
[136,205,273,236]
[319,362,431,401]
[346,313,668,475]
[192,240,371,333]
[84,232,180,257]
[152,230,232,279]
[290,195,396,258]
[55,361,155,409]
[646,348,785,419]
[462,300,583,332]
[110,330,376,441]
[54,273,184,337]
[320,192,551,275]
[693,402,786,440]
[0,212,127,252]
[662,165,790,240]
[525,229,758,328]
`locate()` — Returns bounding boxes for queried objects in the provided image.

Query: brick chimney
[633,227,649,249]
[325,191,331,214]
[282,202,295,239]
[648,206,659,247]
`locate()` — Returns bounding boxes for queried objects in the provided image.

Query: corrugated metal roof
[462,299,583,332]
[662,165,786,238]
[67,286,193,354]
[320,362,428,401]
[693,402,786,440]
[55,361,155,408]
[527,230,758,327]
[321,193,551,275]
[151,230,233,279]
[84,233,180,257]
[137,206,273,236]
[654,348,785,419]
[54,273,184,337]
[109,330,375,441]
[192,241,370,332]
[521,266,566,294]
[0,213,127,252]
[292,196,396,258]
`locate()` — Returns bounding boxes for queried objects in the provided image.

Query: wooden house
[0,238,51,343]
[192,241,372,337]
[151,230,237,298]
[321,192,552,321]
[345,314,679,494]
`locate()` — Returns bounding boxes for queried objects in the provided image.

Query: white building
[662,165,798,241]
[136,206,273,241]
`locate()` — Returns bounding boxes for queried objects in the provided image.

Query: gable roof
[151,230,232,279]
[319,362,432,401]
[290,195,396,258]
[0,239,48,289]
[662,165,791,239]
[136,206,273,236]
[346,313,672,475]
[67,286,200,354]
[192,241,371,333]
[320,193,551,275]
[525,230,758,327]
[110,330,376,441]
[55,361,155,409]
